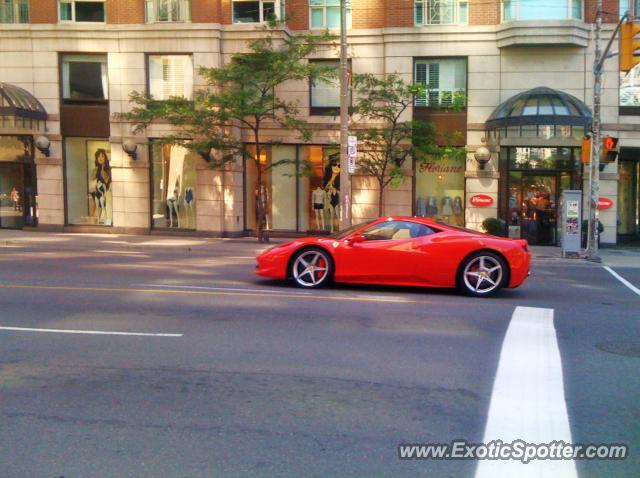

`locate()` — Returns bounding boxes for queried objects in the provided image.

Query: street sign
[347,135,357,174]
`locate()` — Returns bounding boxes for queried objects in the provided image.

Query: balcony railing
[145,0,191,23]
[0,0,29,24]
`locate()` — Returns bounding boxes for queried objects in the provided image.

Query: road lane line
[0,326,182,337]
[138,283,313,295]
[603,265,640,297]
[0,283,424,304]
[476,306,577,478]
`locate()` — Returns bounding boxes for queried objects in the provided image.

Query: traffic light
[580,136,591,165]
[602,136,619,164]
[620,21,640,71]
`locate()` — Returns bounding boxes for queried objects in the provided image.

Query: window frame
[145,0,191,23]
[415,0,468,26]
[59,0,106,23]
[413,57,468,109]
[309,0,351,30]
[146,53,195,101]
[60,53,109,103]
[501,0,583,22]
[309,59,350,116]
[0,0,29,24]
[231,0,282,24]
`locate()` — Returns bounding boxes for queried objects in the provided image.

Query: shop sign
[469,194,494,207]
[597,197,613,210]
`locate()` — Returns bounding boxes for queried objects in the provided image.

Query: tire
[457,251,508,298]
[290,247,333,289]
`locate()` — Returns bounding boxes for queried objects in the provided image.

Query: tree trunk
[377,182,384,217]
[254,134,268,243]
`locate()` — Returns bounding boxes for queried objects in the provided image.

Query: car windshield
[330,222,370,240]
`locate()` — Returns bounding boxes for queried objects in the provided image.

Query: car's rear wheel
[458,252,507,297]
[290,248,333,288]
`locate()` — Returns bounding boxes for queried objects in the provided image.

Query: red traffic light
[604,137,616,150]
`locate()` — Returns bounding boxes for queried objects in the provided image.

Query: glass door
[618,160,639,238]
[519,173,558,245]
[0,163,25,229]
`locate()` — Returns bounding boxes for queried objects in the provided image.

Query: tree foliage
[350,73,465,216]
[118,27,336,241]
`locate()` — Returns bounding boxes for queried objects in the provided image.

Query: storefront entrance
[617,159,639,241]
[502,147,581,246]
[0,136,37,229]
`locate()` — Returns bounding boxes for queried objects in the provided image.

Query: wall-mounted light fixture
[474,145,491,170]
[122,139,138,160]
[35,135,51,157]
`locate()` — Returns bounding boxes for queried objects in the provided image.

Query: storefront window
[151,142,197,229]
[620,65,640,109]
[298,145,340,233]
[618,160,638,236]
[245,145,298,231]
[65,138,111,225]
[508,147,577,170]
[415,155,465,226]
[0,135,34,229]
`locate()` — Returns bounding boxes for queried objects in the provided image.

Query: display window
[414,155,465,226]
[298,145,340,233]
[65,138,112,225]
[244,144,340,233]
[151,142,197,229]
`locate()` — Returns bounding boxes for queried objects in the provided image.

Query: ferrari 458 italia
[256,217,531,297]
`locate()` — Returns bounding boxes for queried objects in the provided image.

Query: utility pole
[586,0,603,261]
[339,0,351,229]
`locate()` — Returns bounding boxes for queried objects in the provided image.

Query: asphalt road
[0,239,638,478]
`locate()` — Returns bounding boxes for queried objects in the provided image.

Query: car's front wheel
[290,248,333,288]
[458,252,508,297]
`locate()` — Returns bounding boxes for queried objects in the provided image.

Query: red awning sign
[469,194,494,207]
[597,197,613,210]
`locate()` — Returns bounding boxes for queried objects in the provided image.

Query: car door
[335,220,434,284]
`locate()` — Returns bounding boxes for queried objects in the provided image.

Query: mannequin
[312,186,325,230]
[427,196,438,217]
[167,186,180,228]
[327,187,340,233]
[91,149,111,225]
[416,196,427,216]
[184,187,195,228]
[442,196,453,216]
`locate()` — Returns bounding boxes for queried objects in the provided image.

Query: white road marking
[93,249,147,255]
[476,306,578,478]
[138,283,313,295]
[603,265,640,297]
[0,326,182,337]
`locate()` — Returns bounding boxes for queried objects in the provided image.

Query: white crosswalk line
[476,306,578,478]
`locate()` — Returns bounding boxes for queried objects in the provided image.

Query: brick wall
[107,0,145,24]
[220,0,231,24]
[585,0,620,23]
[192,0,220,23]
[287,0,308,30]
[469,0,500,25]
[29,0,57,23]
[385,0,414,27]
[353,0,385,29]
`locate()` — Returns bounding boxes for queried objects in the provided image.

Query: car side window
[361,221,435,241]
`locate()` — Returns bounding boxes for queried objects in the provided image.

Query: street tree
[350,73,464,216]
[119,27,335,242]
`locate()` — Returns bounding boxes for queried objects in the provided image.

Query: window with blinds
[414,58,467,107]
[148,55,194,101]
[145,0,191,22]
[415,0,468,25]
[309,60,345,115]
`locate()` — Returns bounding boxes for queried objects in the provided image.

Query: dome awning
[0,83,47,121]
[485,87,591,130]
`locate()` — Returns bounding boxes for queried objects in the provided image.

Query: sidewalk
[1,229,640,267]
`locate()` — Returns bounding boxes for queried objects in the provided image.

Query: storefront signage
[597,197,613,210]
[469,194,494,207]
[418,162,464,174]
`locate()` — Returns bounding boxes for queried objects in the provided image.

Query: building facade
[1,0,639,245]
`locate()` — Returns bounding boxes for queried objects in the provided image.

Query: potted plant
[481,217,507,237]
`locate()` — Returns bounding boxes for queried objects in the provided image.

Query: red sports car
[256,217,531,297]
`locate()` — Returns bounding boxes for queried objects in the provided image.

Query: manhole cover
[595,341,640,358]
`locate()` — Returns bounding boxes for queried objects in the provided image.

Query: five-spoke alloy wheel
[291,248,333,288]
[458,252,507,297]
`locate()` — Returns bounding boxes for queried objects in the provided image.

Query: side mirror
[346,234,365,246]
